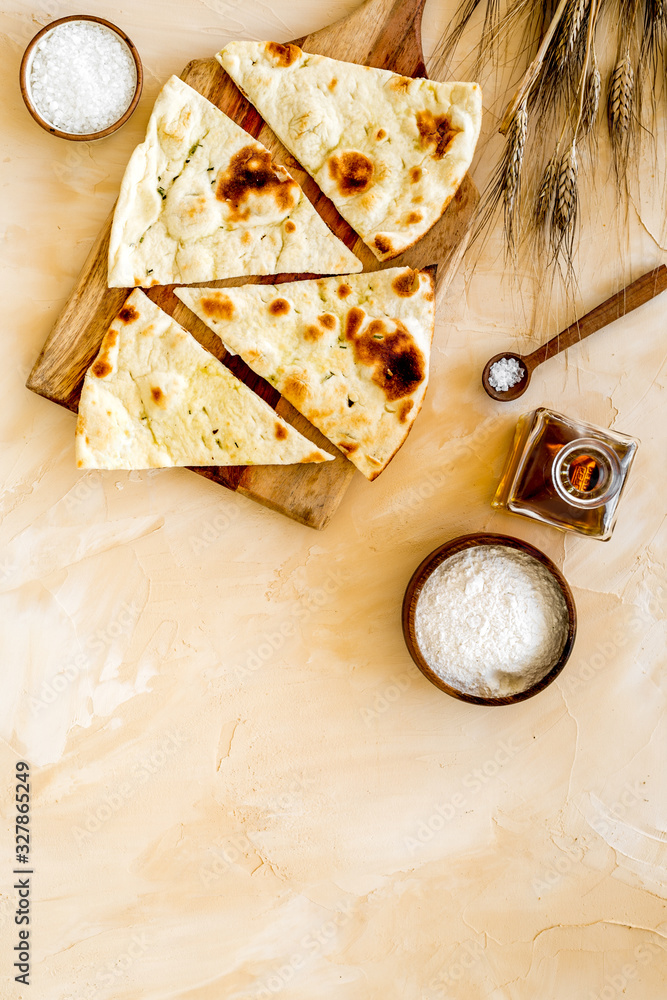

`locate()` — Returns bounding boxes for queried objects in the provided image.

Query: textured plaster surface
[0,1,665,998]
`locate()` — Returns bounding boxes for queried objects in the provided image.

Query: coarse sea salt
[414,545,568,698]
[29,21,136,134]
[488,356,524,392]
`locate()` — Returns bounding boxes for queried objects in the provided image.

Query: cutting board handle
[368,0,428,74]
[304,0,428,76]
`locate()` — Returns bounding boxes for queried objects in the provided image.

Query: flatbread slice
[217,42,482,261]
[108,75,361,287]
[76,289,333,470]
[175,267,434,480]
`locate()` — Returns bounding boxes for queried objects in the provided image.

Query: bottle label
[568,455,600,493]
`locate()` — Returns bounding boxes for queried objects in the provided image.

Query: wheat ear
[535,150,559,235]
[555,0,588,71]
[504,101,528,252]
[607,48,634,174]
[534,149,560,260]
[580,52,601,134]
[551,142,579,272]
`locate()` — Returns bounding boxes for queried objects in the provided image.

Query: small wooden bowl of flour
[402,533,576,705]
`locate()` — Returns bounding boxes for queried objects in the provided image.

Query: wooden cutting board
[27,0,478,529]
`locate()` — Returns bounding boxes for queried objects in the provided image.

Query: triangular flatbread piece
[175,267,434,480]
[76,289,333,470]
[108,76,361,287]
[217,42,482,261]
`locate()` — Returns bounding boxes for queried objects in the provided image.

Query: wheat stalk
[607,48,634,172]
[551,142,579,275]
[640,0,666,74]
[580,52,601,134]
[555,0,588,71]
[504,101,528,251]
[469,95,529,257]
[499,0,570,133]
[553,143,578,235]
[534,148,560,255]
[608,52,634,136]
[570,0,601,141]
[648,0,666,27]
[535,152,559,229]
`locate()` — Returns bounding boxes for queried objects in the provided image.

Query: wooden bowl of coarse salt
[20,15,142,141]
[402,533,576,705]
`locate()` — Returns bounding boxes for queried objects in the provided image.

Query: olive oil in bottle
[493,408,638,540]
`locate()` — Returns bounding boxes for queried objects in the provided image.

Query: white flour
[414,545,569,698]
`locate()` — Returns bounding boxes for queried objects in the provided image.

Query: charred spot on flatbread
[391,269,420,297]
[339,442,358,455]
[416,110,461,159]
[92,359,113,379]
[406,211,423,224]
[216,146,297,220]
[274,422,288,440]
[390,76,412,92]
[410,166,422,183]
[398,399,414,423]
[284,220,296,233]
[344,311,425,402]
[328,78,338,90]
[151,386,166,407]
[374,234,393,256]
[345,307,365,340]
[337,283,352,299]
[304,311,335,342]
[328,152,374,196]
[376,128,386,140]
[119,305,139,323]
[90,329,119,379]
[266,42,301,67]
[202,295,235,321]
[283,372,310,404]
[269,298,290,316]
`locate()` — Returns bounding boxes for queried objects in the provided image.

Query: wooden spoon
[482,265,667,401]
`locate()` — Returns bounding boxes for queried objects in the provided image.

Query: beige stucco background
[1,1,666,998]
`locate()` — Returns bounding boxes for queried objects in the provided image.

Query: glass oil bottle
[492,408,639,541]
